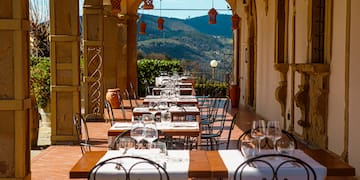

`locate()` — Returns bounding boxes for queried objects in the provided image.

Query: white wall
[255,0,281,121]
[237,0,360,175]
[348,0,360,175]
[328,0,346,156]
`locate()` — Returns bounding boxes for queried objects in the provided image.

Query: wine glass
[130,121,145,149]
[240,138,256,159]
[160,111,172,127]
[251,120,266,154]
[276,138,295,155]
[148,101,158,119]
[143,122,158,148]
[150,141,168,168]
[142,114,155,124]
[266,120,282,152]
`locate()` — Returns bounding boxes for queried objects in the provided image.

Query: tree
[30,0,50,57]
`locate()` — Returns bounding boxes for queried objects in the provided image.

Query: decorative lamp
[231,13,240,30]
[210,60,218,68]
[143,0,154,10]
[110,0,121,14]
[139,21,147,35]
[157,17,165,30]
[210,60,218,79]
[208,8,218,24]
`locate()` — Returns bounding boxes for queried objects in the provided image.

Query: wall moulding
[292,63,330,148]
[274,63,289,127]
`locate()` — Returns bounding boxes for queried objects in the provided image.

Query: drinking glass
[116,137,136,155]
[240,138,256,159]
[276,138,295,155]
[130,121,145,149]
[251,120,266,154]
[160,111,172,127]
[266,120,282,151]
[150,141,168,167]
[158,101,168,110]
[142,113,155,124]
[143,122,158,147]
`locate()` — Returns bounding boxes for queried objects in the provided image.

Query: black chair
[73,113,108,154]
[110,130,131,150]
[226,112,239,149]
[233,153,317,180]
[104,100,115,125]
[88,156,169,180]
[237,128,298,151]
[200,97,231,150]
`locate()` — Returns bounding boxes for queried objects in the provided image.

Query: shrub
[30,57,50,108]
[137,59,183,96]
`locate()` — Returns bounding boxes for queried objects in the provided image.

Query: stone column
[0,0,31,179]
[126,15,139,93]
[50,0,81,144]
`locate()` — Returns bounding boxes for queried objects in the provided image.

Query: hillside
[137,14,233,73]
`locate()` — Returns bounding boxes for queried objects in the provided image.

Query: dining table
[69,149,355,179]
[152,87,194,95]
[142,95,198,106]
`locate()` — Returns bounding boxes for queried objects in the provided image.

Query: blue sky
[35,0,231,19]
[139,0,232,19]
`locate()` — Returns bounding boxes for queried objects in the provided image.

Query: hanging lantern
[110,0,121,14]
[139,21,147,35]
[231,14,240,30]
[157,17,165,30]
[143,0,154,10]
[208,8,218,24]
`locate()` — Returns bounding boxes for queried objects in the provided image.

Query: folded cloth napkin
[219,149,327,180]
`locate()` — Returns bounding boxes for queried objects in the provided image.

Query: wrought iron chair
[233,153,317,180]
[88,156,169,180]
[73,113,108,154]
[200,97,231,150]
[226,112,239,149]
[104,99,115,125]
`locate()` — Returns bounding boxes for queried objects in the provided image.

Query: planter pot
[106,88,121,108]
[230,84,240,107]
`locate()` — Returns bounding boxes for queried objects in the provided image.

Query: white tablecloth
[90,150,189,180]
[219,149,327,180]
[110,122,199,130]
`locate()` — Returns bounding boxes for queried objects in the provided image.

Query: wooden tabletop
[69,150,355,179]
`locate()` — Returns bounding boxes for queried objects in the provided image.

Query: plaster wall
[254,0,281,121]
[292,0,309,135]
[328,0,346,156]
[348,0,360,175]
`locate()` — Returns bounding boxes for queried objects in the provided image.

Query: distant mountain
[137,14,233,73]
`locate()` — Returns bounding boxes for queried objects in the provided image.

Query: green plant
[194,77,228,97]
[137,59,183,96]
[30,57,50,108]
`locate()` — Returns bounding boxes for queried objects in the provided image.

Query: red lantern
[231,14,240,30]
[208,8,218,24]
[110,0,121,14]
[139,21,147,35]
[143,0,154,10]
[157,17,165,30]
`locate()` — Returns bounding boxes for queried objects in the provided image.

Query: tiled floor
[30,106,258,179]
